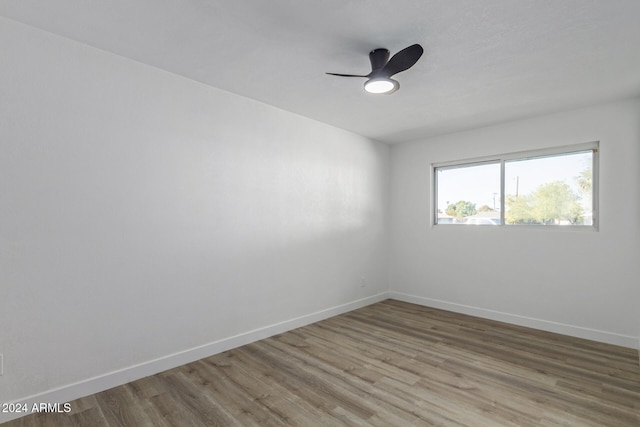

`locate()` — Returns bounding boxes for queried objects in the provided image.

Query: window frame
[432,142,599,229]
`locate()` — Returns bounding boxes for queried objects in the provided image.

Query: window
[434,142,598,227]
[435,162,501,225]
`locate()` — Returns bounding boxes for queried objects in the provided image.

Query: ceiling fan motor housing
[369,48,391,76]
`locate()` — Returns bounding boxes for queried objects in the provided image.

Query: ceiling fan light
[364,78,399,94]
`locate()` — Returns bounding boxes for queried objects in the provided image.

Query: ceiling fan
[327,44,424,94]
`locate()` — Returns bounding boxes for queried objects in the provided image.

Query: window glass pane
[504,151,593,225]
[436,162,501,225]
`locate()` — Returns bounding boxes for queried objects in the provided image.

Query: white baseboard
[0,292,389,424]
[389,292,639,349]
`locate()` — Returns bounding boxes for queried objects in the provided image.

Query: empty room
[1,1,639,426]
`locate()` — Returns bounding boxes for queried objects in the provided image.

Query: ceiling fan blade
[326,72,369,78]
[382,44,424,77]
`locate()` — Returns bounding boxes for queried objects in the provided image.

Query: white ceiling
[2,0,640,144]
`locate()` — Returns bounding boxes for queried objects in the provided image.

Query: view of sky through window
[436,163,500,213]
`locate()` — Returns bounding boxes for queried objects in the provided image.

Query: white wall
[0,17,389,412]
[389,98,640,348]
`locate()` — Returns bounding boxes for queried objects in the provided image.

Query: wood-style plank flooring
[5,300,640,426]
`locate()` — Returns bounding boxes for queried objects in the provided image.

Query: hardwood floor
[6,300,640,426]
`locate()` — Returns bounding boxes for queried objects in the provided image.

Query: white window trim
[432,142,599,230]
